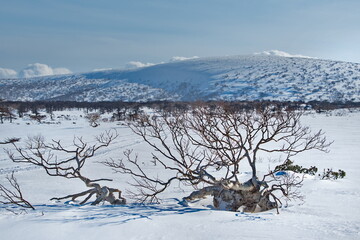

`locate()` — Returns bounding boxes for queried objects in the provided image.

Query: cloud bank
[93,68,113,72]
[254,50,314,59]
[126,61,156,69]
[170,56,199,62]
[125,56,200,70]
[0,68,18,79]
[18,63,72,78]
[52,67,72,75]
[0,63,72,79]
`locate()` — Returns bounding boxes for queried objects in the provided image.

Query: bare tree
[85,113,101,127]
[6,130,126,205]
[0,106,16,124]
[0,171,35,212]
[104,104,331,212]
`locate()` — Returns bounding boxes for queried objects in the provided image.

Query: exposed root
[51,176,126,205]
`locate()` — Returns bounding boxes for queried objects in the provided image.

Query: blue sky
[1,0,360,73]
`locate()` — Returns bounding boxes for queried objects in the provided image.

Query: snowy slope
[1,55,360,102]
[0,108,360,239]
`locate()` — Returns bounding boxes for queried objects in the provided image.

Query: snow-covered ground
[0,108,360,239]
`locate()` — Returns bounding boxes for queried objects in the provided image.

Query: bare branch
[0,172,35,210]
[0,138,20,145]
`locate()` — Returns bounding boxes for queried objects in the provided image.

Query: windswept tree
[6,130,126,205]
[105,104,331,213]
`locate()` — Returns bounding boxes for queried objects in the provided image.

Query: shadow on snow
[3,199,209,226]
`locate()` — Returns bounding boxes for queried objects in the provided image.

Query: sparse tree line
[0,101,348,214]
[1,100,360,127]
[1,99,360,124]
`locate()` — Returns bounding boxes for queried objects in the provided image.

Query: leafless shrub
[85,112,101,127]
[6,129,126,205]
[29,114,47,123]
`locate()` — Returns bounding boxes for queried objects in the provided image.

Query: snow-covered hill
[1,55,360,102]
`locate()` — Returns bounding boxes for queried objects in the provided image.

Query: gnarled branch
[6,129,125,205]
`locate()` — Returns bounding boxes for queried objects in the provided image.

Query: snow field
[0,108,359,239]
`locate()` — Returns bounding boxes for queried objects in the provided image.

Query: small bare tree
[85,113,101,127]
[105,104,331,213]
[6,130,126,205]
[0,106,16,124]
[0,171,35,212]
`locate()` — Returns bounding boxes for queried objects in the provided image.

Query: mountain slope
[1,55,360,102]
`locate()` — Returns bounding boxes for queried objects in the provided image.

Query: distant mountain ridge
[1,55,359,102]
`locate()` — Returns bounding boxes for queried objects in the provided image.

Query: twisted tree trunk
[184,179,276,212]
[212,188,275,212]
[51,176,126,205]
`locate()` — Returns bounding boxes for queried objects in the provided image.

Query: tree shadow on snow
[27,199,209,226]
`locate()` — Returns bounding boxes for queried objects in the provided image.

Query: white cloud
[18,63,72,78]
[124,56,200,69]
[170,56,199,62]
[19,63,52,78]
[53,67,72,75]
[254,50,314,59]
[126,61,155,69]
[0,68,18,79]
[93,68,113,72]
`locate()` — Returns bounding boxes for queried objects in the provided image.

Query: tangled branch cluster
[105,104,332,212]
